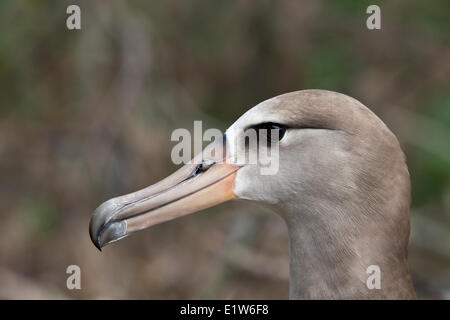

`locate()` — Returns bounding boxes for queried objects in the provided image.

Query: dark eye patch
[254,122,287,142]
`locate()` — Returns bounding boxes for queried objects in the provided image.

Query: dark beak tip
[89,226,102,252]
[89,215,102,251]
[92,235,103,252]
[89,199,122,251]
[89,209,128,251]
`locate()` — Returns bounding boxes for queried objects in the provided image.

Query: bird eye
[256,123,286,142]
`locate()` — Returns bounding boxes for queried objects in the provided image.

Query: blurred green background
[0,0,449,299]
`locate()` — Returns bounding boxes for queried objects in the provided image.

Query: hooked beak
[89,136,240,251]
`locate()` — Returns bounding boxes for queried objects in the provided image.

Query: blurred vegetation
[0,0,449,299]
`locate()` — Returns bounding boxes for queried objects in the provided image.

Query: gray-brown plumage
[90,89,416,299]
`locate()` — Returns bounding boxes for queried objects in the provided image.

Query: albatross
[89,89,416,299]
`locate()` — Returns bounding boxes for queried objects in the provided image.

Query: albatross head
[89,89,415,299]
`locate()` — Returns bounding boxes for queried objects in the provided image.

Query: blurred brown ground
[0,0,449,299]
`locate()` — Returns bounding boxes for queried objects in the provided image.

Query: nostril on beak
[192,159,215,177]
